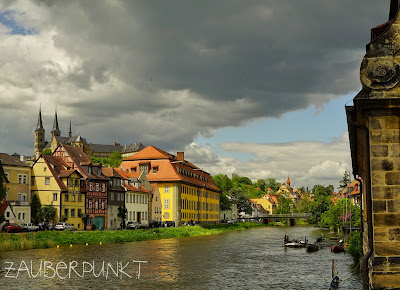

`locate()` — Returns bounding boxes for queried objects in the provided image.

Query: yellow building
[59,170,86,230]
[0,153,31,223]
[250,196,274,214]
[31,154,85,229]
[118,145,221,225]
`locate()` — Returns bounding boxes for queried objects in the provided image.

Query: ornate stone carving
[361,56,400,90]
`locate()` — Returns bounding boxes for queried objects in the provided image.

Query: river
[0,225,362,289]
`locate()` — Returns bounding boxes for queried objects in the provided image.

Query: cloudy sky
[0,0,392,189]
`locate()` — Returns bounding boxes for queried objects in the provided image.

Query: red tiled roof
[120,145,220,192]
[0,153,31,167]
[42,155,69,191]
[56,144,109,181]
[115,169,141,179]
[124,183,150,193]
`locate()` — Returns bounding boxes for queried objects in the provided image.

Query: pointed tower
[34,105,45,159]
[69,118,72,138]
[51,107,61,142]
[286,176,291,187]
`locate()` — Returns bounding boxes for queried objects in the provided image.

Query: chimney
[177,152,184,161]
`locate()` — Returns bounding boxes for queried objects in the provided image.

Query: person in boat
[329,276,339,290]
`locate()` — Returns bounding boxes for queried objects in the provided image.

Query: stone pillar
[369,115,400,288]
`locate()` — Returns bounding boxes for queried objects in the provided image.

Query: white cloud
[184,133,351,189]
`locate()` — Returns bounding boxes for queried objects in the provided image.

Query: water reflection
[0,226,362,289]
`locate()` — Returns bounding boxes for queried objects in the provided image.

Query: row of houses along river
[0,225,362,289]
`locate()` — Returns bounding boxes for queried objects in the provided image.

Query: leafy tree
[79,212,90,230]
[266,178,280,192]
[212,174,233,192]
[276,195,296,214]
[109,151,123,168]
[319,198,361,231]
[298,195,312,213]
[39,205,56,223]
[118,205,127,229]
[219,192,232,211]
[348,232,362,261]
[0,162,6,202]
[256,179,266,191]
[90,151,123,168]
[61,214,68,222]
[42,148,52,155]
[338,171,350,190]
[228,188,252,215]
[30,194,42,224]
[231,174,252,186]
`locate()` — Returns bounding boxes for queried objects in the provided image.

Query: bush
[348,232,362,261]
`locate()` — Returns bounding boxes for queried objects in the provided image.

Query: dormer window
[153,166,158,173]
[131,167,136,173]
[88,167,92,175]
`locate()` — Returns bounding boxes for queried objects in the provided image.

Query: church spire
[51,107,61,137]
[35,104,44,132]
[69,118,72,137]
[286,176,291,187]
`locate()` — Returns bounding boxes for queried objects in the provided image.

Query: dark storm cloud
[0,0,392,155]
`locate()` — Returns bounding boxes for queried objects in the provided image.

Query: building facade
[119,145,221,226]
[0,153,31,224]
[53,144,109,229]
[102,167,125,230]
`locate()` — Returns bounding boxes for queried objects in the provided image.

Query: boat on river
[331,240,346,253]
[306,243,320,252]
[284,234,307,248]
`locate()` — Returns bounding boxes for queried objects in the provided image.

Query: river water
[0,225,362,289]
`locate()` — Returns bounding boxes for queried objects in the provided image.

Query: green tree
[338,171,350,190]
[42,148,52,155]
[0,162,6,224]
[276,195,296,214]
[61,214,68,222]
[309,185,334,224]
[228,188,252,215]
[266,178,280,192]
[109,151,123,168]
[30,194,42,224]
[348,232,362,261]
[79,212,90,230]
[39,205,56,223]
[118,205,127,229]
[212,174,233,192]
[256,179,266,191]
[219,192,232,211]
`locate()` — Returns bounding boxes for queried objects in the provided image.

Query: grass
[0,222,267,252]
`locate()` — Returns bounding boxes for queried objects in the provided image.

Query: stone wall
[369,115,400,289]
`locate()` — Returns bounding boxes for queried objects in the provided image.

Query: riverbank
[0,222,267,252]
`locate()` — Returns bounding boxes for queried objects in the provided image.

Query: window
[53,193,57,201]
[74,179,79,187]
[101,200,105,209]
[133,211,135,220]
[71,209,75,217]
[89,182,93,191]
[44,167,47,172]
[17,193,22,201]
[23,175,27,184]
[153,167,158,173]
[45,177,50,185]
[111,192,114,200]
[88,200,93,209]
[95,183,99,192]
[95,200,98,209]
[18,212,25,221]
[4,172,9,181]
[155,196,158,201]
[64,209,69,217]
[139,164,149,174]
[102,183,105,192]
[164,199,170,209]
[31,176,35,186]
[68,178,72,186]
[78,209,82,217]
[65,194,69,202]
[131,167,136,173]
[78,195,82,202]
[6,212,10,218]
[72,194,76,202]
[164,185,169,193]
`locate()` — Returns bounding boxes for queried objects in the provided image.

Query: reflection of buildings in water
[146,239,181,283]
